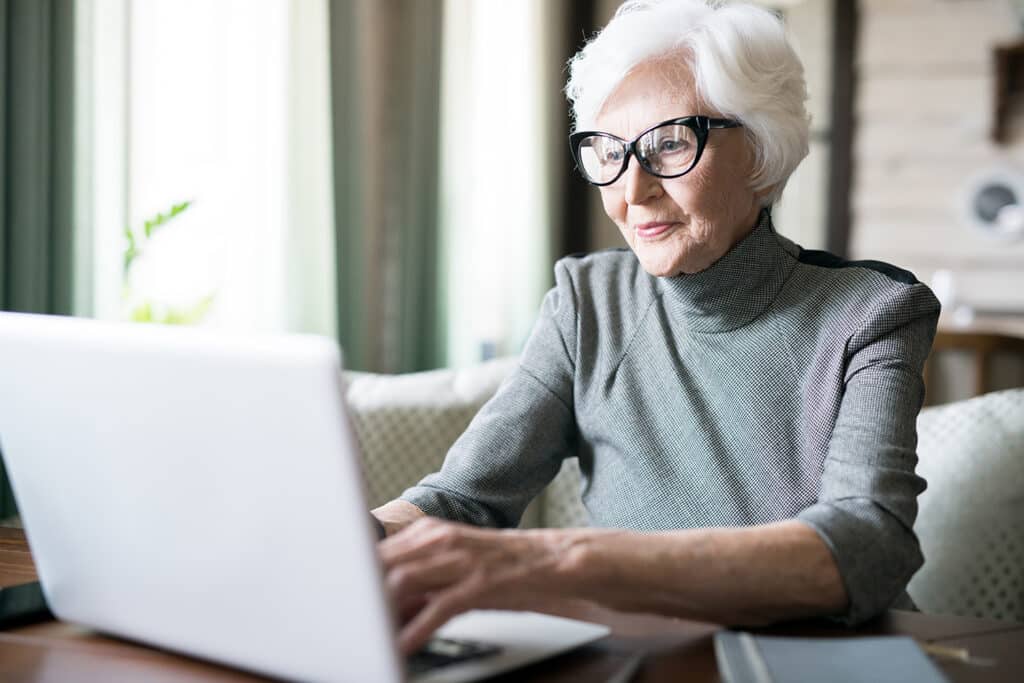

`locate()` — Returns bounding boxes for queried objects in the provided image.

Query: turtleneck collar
[657,210,798,333]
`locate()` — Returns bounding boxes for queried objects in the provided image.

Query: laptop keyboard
[406,636,502,675]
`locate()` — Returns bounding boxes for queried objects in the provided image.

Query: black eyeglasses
[569,115,742,186]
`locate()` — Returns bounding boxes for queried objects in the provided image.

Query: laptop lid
[0,312,404,681]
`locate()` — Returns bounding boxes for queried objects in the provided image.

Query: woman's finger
[387,548,474,603]
[395,593,428,625]
[380,517,477,569]
[397,576,486,655]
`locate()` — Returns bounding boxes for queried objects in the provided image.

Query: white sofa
[346,360,1024,623]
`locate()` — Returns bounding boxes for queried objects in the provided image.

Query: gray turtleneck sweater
[401,212,941,625]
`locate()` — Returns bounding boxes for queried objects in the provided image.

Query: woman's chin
[633,246,691,278]
[637,258,682,278]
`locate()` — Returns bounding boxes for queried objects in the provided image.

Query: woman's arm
[557,520,847,623]
[381,517,848,654]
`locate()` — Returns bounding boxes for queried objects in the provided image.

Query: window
[77,0,335,334]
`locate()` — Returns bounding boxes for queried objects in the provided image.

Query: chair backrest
[909,387,1024,622]
[345,357,518,510]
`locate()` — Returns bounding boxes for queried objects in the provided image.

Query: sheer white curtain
[440,0,560,367]
[77,0,335,335]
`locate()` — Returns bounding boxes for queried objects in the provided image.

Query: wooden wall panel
[852,0,1024,314]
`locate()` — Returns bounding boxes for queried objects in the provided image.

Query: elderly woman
[374,0,940,654]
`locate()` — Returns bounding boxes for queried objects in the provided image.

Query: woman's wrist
[530,527,629,605]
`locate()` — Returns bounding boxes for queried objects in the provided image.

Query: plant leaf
[122,199,194,278]
[130,302,154,323]
[162,293,215,325]
[123,228,137,273]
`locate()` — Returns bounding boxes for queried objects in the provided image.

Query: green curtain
[0,0,76,520]
[328,0,444,373]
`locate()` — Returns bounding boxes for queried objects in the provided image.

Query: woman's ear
[755,184,776,207]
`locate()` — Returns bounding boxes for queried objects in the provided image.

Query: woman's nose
[622,158,662,205]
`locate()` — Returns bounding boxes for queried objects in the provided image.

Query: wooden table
[2,527,1022,682]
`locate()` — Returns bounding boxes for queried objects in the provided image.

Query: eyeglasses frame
[569,115,743,187]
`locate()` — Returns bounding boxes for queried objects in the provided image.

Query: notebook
[714,630,949,683]
[0,311,608,682]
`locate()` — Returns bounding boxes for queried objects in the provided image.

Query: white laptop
[0,311,608,682]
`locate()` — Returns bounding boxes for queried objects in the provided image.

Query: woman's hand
[379,517,580,654]
[380,517,849,655]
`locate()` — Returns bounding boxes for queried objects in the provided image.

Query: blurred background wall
[850,0,1024,402]
[852,0,1023,314]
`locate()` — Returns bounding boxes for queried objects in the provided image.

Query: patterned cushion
[345,357,518,510]
[543,459,588,528]
[909,388,1024,622]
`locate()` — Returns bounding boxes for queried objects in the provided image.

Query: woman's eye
[601,148,624,164]
[658,138,687,154]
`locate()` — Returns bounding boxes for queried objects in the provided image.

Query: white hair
[565,0,810,206]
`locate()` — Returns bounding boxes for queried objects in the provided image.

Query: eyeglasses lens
[577,123,699,184]
[577,135,625,184]
[638,124,697,176]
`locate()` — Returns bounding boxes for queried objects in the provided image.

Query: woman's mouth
[634,222,676,239]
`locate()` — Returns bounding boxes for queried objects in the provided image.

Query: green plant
[127,295,215,325]
[122,200,217,325]
[123,200,193,274]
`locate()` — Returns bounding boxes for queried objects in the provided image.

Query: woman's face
[594,59,763,277]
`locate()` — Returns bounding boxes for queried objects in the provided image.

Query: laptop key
[406,636,503,675]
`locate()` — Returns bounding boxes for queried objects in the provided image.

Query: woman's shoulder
[791,248,935,303]
[794,248,919,288]
[784,247,941,339]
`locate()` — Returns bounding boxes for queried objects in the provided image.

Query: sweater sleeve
[399,261,579,527]
[797,282,940,624]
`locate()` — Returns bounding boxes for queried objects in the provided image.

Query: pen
[920,642,996,667]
